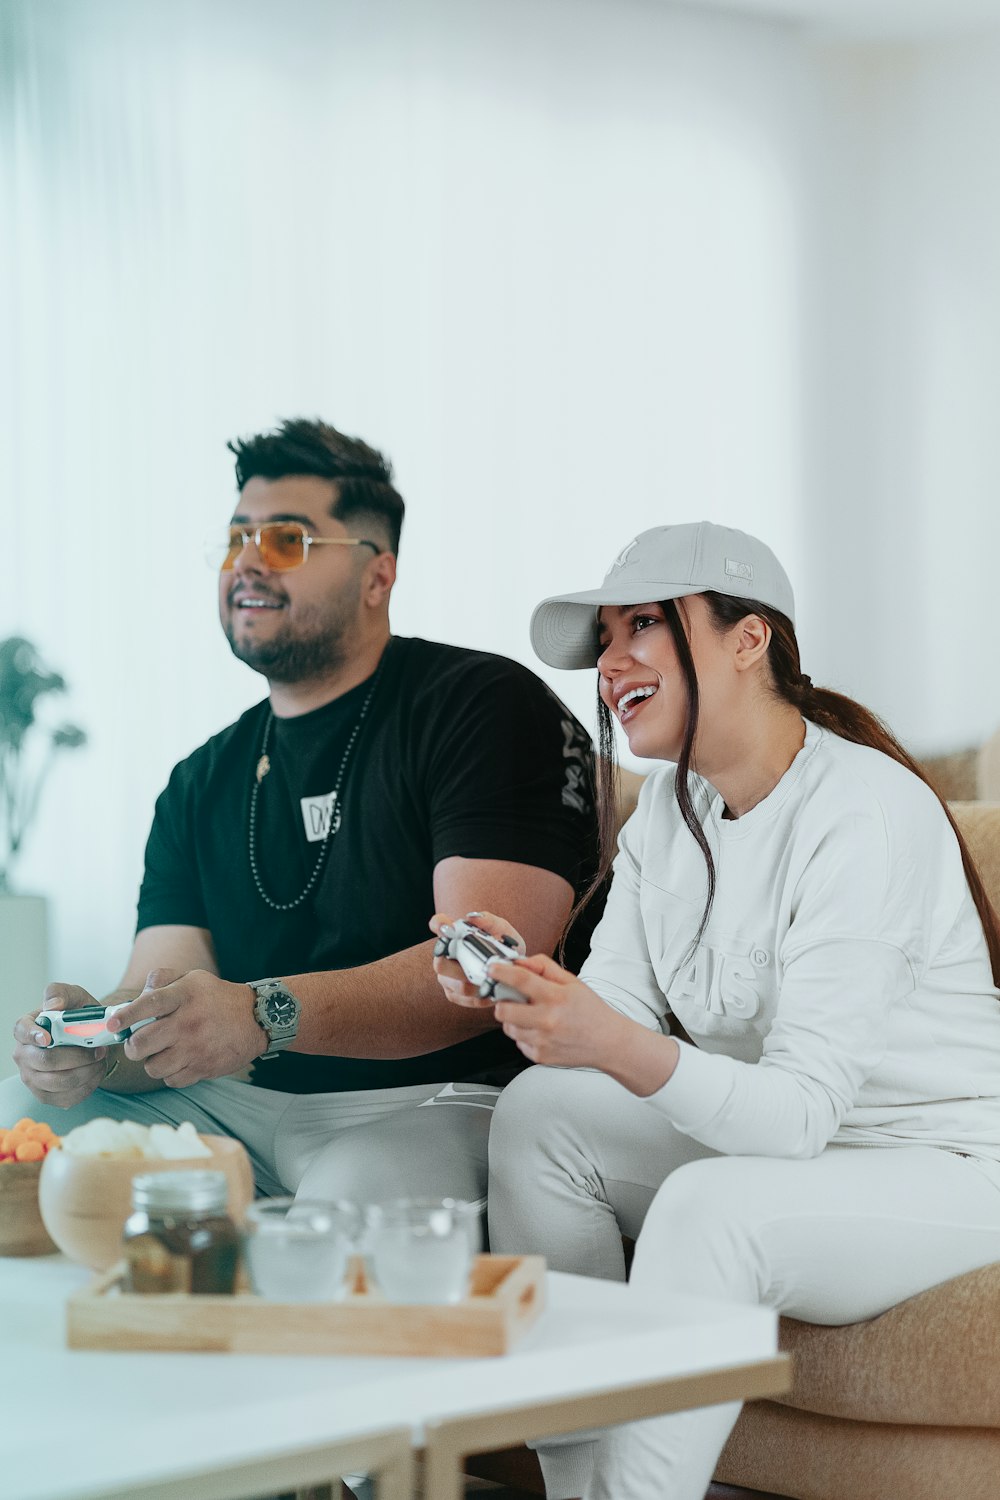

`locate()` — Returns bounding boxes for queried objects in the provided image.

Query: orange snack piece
[0,1118,61,1162]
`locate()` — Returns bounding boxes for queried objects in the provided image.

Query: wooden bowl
[38,1135,254,1271]
[0,1158,59,1256]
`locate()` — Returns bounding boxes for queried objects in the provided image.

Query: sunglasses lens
[217,524,307,571]
[218,531,244,571]
[258,524,307,571]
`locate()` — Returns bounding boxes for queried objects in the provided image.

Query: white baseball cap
[530,521,796,670]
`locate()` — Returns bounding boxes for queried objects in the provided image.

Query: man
[3,418,597,1210]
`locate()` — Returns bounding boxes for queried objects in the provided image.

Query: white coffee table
[0,1254,789,1500]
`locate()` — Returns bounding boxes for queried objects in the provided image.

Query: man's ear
[733,614,771,673]
[364,550,397,607]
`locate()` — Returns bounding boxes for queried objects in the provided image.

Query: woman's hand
[489,950,681,1091]
[429,908,616,1063]
[430,912,679,1093]
[429,911,526,1009]
[487,951,629,1071]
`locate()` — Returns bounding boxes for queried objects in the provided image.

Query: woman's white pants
[488,1065,1000,1500]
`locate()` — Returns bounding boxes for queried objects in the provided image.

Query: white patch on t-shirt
[300,791,341,842]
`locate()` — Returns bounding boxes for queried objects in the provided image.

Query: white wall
[3,0,998,996]
[799,34,1000,749]
[2,0,810,993]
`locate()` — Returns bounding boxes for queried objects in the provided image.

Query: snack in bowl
[38,1121,254,1270]
[0,1118,62,1256]
[59,1118,211,1161]
[0,1116,61,1163]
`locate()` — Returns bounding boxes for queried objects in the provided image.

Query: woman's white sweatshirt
[581,720,1000,1161]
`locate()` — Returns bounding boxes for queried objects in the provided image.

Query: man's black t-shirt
[137,636,598,1093]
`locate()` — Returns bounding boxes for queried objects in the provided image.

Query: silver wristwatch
[247,977,301,1059]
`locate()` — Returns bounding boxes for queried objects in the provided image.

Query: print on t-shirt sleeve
[424,659,597,888]
[548,688,595,816]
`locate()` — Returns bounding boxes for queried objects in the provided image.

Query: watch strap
[248,977,301,1059]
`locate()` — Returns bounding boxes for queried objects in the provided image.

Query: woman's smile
[616,682,659,725]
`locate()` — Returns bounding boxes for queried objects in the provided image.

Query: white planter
[0,894,50,1083]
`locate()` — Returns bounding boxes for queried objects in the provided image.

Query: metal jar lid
[131,1169,229,1216]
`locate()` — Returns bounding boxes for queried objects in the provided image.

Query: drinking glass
[364,1197,481,1305]
[243,1198,360,1302]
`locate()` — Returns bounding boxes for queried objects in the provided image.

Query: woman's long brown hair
[566,591,1000,987]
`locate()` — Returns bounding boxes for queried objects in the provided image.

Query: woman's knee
[489,1066,615,1183]
[632,1156,768,1298]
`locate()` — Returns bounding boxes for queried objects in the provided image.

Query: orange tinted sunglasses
[212,522,381,573]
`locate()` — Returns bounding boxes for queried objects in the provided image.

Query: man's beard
[224,604,353,684]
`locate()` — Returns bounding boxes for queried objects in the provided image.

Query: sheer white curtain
[1,0,805,988]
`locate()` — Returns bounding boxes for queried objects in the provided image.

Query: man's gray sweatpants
[0,1072,499,1207]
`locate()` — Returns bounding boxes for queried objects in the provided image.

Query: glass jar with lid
[123,1169,239,1294]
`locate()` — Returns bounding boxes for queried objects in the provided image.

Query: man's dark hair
[227,417,405,554]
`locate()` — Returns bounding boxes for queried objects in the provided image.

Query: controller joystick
[433,920,529,1003]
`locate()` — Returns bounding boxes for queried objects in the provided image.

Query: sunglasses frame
[216,521,381,572]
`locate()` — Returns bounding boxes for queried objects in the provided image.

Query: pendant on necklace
[256,753,271,784]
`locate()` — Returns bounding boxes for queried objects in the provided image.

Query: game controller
[433,919,530,1003]
[35,1002,156,1048]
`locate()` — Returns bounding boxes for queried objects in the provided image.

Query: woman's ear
[733,614,771,673]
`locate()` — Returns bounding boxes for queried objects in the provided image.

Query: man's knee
[298,1097,493,1205]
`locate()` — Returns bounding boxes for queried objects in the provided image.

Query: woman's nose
[597,636,630,677]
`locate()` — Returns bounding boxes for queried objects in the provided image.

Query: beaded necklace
[248,654,386,911]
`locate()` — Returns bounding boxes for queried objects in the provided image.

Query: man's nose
[231,533,267,575]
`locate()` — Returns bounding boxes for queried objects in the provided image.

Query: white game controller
[433,919,530,1003]
[34,1001,156,1048]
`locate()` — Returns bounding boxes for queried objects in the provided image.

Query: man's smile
[229,587,286,612]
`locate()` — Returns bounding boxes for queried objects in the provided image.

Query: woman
[432,521,1000,1500]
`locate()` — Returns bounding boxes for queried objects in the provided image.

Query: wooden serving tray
[66,1253,545,1358]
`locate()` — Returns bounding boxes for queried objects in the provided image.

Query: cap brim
[530,583,703,669]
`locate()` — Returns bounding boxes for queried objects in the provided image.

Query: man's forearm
[283,940,497,1059]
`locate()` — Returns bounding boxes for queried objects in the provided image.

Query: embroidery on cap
[725,557,754,583]
[610,538,638,573]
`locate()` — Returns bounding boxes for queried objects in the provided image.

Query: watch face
[265,991,298,1029]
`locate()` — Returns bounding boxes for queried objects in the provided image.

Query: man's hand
[108,969,266,1088]
[12,983,111,1109]
[430,911,527,1009]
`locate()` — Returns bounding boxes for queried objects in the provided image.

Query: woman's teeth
[619,685,657,713]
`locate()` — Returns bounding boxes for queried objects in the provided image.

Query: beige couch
[468,742,1000,1500]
